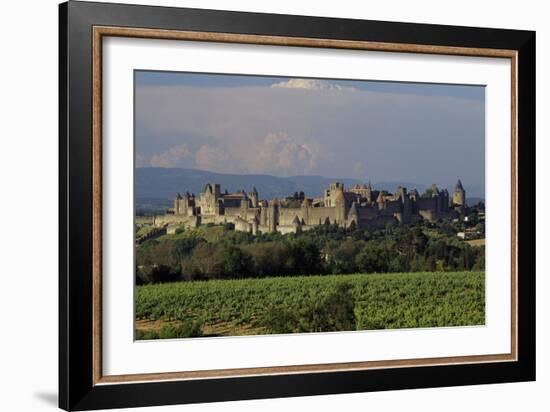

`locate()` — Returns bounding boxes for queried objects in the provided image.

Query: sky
[135,70,485,192]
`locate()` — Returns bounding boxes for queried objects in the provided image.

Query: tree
[289,238,324,275]
[214,245,253,279]
[246,242,292,277]
[421,187,434,198]
[355,243,388,273]
[325,239,364,274]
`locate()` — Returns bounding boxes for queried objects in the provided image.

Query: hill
[135,167,432,201]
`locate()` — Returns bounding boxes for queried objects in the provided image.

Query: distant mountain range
[135,167,483,206]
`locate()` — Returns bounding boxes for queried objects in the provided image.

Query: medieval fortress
[149,180,467,235]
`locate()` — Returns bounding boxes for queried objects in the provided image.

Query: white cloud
[135,153,147,168]
[135,81,484,184]
[195,144,232,172]
[150,144,192,168]
[251,132,321,175]
[271,78,356,91]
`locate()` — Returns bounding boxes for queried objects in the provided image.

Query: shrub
[213,245,253,279]
[137,264,182,284]
[244,242,291,277]
[355,243,389,273]
[158,321,203,339]
[325,239,364,274]
[260,283,356,333]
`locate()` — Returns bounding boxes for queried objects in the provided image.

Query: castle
[151,180,467,235]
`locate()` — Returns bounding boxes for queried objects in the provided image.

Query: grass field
[135,271,485,339]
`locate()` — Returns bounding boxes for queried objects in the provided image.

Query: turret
[334,189,346,223]
[348,201,359,227]
[325,182,345,207]
[249,186,258,208]
[452,179,466,207]
[365,180,373,202]
[442,189,450,212]
[430,184,440,213]
[174,193,182,215]
[268,199,279,233]
[376,192,385,210]
[292,215,302,234]
[398,187,412,216]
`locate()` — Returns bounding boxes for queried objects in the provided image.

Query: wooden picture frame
[59,1,535,410]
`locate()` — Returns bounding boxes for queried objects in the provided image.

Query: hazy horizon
[135,165,471,188]
[135,71,485,193]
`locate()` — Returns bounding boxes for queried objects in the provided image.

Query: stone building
[153,180,467,235]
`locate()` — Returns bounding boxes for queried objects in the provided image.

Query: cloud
[135,79,484,187]
[271,78,356,91]
[135,153,148,168]
[195,144,232,172]
[150,144,193,167]
[144,133,325,176]
[251,132,321,175]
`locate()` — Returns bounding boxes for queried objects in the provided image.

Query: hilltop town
[140,180,468,236]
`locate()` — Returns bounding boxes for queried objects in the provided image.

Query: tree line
[136,221,484,284]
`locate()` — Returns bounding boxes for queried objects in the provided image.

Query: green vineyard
[135,271,485,339]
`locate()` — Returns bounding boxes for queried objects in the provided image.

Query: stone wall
[153,214,199,228]
[136,216,154,225]
[154,181,465,235]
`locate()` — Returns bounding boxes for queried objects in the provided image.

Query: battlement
[156,179,466,235]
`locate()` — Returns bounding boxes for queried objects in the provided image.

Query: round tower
[334,190,346,223]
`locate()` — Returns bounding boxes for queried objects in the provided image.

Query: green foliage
[158,321,203,339]
[136,271,485,337]
[421,187,434,198]
[136,220,485,284]
[213,245,253,279]
[326,239,364,274]
[355,242,388,273]
[137,264,182,284]
[262,282,355,333]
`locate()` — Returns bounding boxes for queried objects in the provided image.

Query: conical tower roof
[376,192,385,203]
[455,179,464,191]
[349,201,358,215]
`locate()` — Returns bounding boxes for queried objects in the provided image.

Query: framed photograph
[59,1,535,410]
